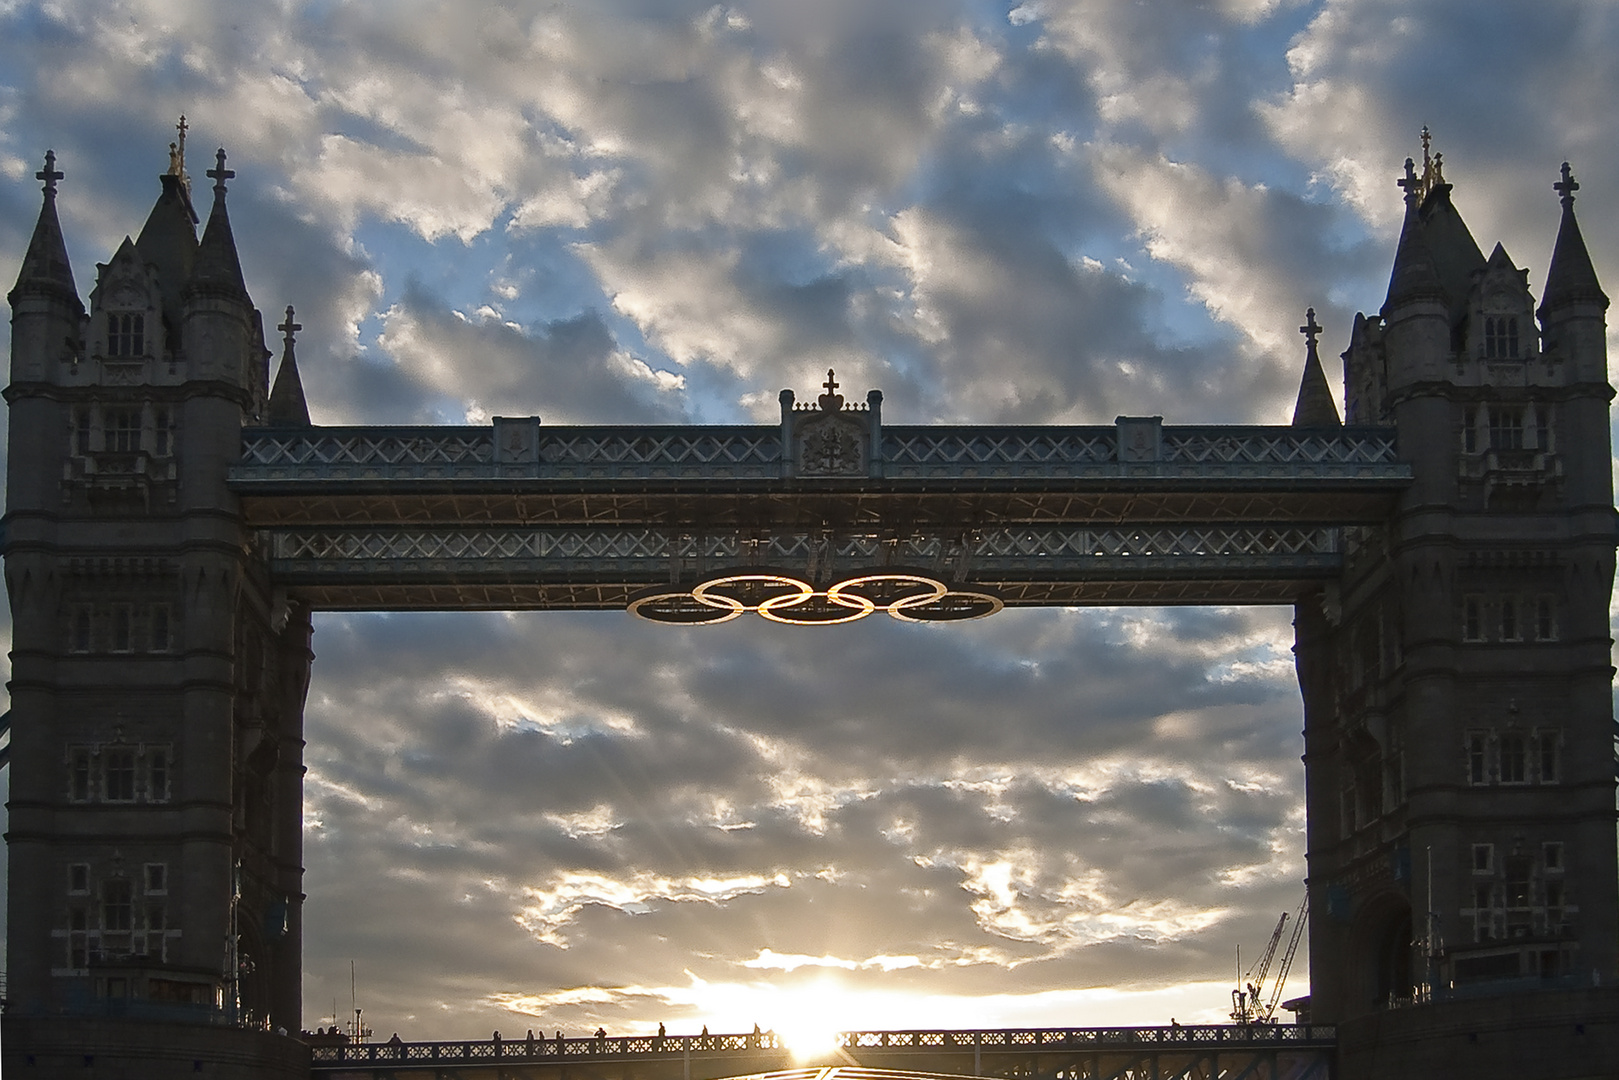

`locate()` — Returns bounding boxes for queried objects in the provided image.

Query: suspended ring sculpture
[629,568,1002,626]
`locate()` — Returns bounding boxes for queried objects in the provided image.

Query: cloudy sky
[2,0,1617,1044]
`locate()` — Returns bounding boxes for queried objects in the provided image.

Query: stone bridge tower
[1296,147,1618,1061]
[4,145,312,1065]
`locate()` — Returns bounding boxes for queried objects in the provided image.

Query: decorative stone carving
[781,369,879,477]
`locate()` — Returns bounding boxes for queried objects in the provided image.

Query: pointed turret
[267,306,310,425]
[1291,308,1340,427]
[1540,162,1608,316]
[134,178,199,335]
[1382,159,1446,314]
[190,148,249,301]
[8,151,82,312]
[9,152,85,387]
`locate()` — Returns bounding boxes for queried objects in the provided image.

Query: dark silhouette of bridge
[309,1025,1335,1080]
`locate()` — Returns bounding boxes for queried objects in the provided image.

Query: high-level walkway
[309,1025,1335,1080]
[231,418,1406,610]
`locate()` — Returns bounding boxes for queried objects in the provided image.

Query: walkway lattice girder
[259,523,1346,610]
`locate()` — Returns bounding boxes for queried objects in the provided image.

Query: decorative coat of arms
[794,370,868,476]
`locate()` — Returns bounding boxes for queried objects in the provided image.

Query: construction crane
[1230,893,1308,1025]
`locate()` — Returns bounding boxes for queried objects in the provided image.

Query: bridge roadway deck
[310,1025,1336,1080]
[229,422,1408,611]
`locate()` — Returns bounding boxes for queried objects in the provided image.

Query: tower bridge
[5,138,1619,1079]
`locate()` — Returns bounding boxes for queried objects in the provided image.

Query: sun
[760,979,851,1063]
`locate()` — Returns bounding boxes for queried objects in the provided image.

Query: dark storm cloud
[371,281,686,423]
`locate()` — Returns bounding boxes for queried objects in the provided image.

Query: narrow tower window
[70,605,93,653]
[103,408,140,453]
[107,313,145,357]
[73,409,92,455]
[1500,597,1521,642]
[153,407,173,456]
[1466,732,1489,785]
[67,907,89,968]
[145,746,172,802]
[110,604,133,653]
[1499,733,1527,784]
[103,748,137,802]
[1533,596,1557,641]
[1536,731,1560,783]
[1484,316,1520,359]
[149,605,171,652]
[102,879,133,930]
[1489,406,1525,450]
[69,748,94,801]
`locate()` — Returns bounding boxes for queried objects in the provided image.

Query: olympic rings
[628,569,1001,626]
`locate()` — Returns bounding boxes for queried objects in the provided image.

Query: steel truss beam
[259,524,1344,610]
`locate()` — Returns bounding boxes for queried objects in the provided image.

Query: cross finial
[1397,157,1419,203]
[278,305,302,350]
[1555,161,1579,208]
[1300,308,1322,356]
[206,147,234,196]
[816,368,845,412]
[1420,125,1431,162]
[36,150,63,197]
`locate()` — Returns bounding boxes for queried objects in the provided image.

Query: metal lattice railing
[1160,429,1397,464]
[266,525,1338,565]
[881,429,1118,467]
[308,1024,1337,1069]
[240,428,493,467]
[236,424,1401,482]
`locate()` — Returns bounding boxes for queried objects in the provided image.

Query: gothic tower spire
[1540,162,1608,316]
[190,148,248,299]
[7,151,81,310]
[268,305,311,425]
[1291,307,1341,427]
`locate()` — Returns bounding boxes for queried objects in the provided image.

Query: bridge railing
[236,423,1402,484]
[309,1024,1337,1067]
